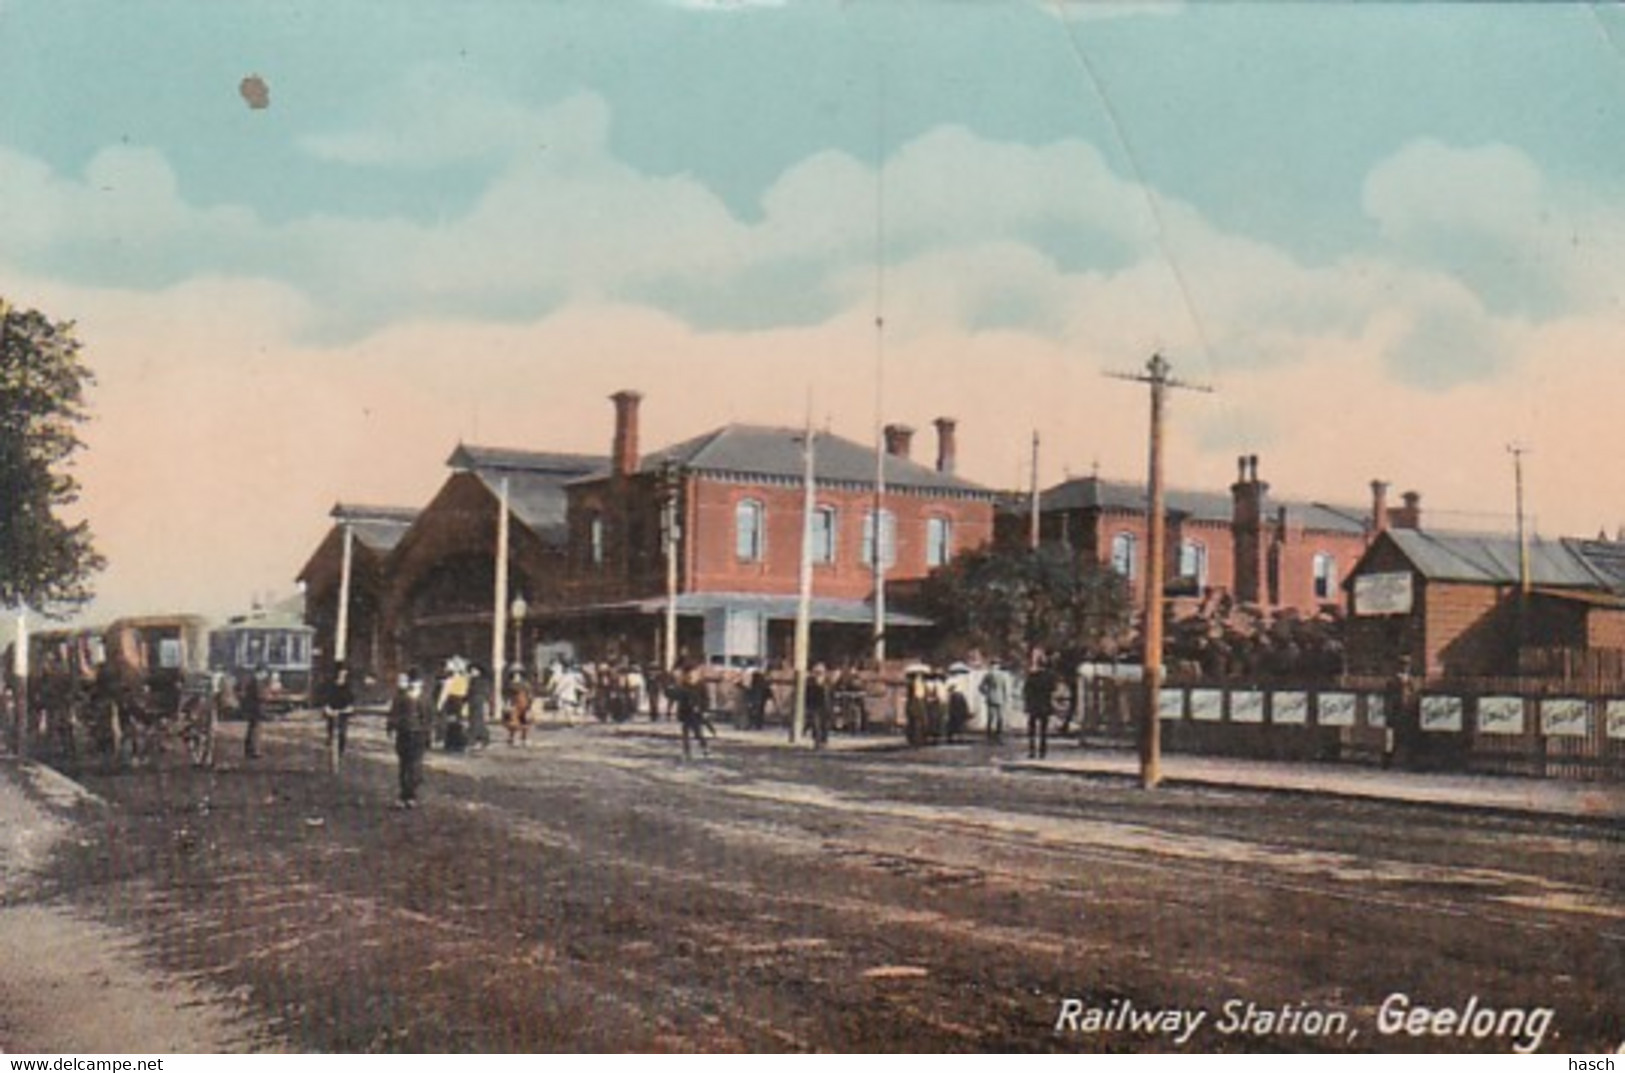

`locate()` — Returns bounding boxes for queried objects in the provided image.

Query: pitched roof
[448,444,608,545]
[1380,529,1617,589]
[635,424,994,498]
[1037,476,1368,534]
[329,503,417,554]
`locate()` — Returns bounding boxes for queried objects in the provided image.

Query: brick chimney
[883,423,915,460]
[1370,480,1390,535]
[1231,454,1269,605]
[610,390,642,478]
[1393,490,1422,530]
[932,417,958,475]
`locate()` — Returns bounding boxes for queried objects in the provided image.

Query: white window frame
[1313,552,1337,601]
[926,515,953,568]
[1179,539,1208,589]
[736,499,765,563]
[1111,531,1138,582]
[862,509,897,569]
[810,506,837,564]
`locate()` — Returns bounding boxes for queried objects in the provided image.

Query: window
[810,506,837,564]
[1110,531,1138,582]
[589,515,604,566]
[926,516,953,568]
[862,509,896,568]
[736,499,765,562]
[1313,552,1337,601]
[1179,540,1208,589]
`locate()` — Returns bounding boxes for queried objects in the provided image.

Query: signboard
[1365,694,1387,728]
[1605,700,1625,740]
[1540,698,1589,739]
[1158,689,1185,721]
[1190,689,1224,722]
[1317,691,1356,728]
[1475,695,1524,735]
[1230,689,1264,724]
[1353,571,1414,616]
[1420,694,1463,733]
[1272,692,1308,726]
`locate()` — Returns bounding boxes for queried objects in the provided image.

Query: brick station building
[551,392,998,667]
[300,391,998,677]
[1011,455,1421,617]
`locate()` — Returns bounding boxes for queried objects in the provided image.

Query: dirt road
[7,715,1622,1052]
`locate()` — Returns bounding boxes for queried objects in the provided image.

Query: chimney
[932,416,958,475]
[610,390,642,478]
[1231,454,1270,605]
[1394,490,1421,530]
[1370,480,1390,535]
[883,423,915,460]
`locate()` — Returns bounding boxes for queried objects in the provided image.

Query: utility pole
[12,610,27,760]
[661,459,682,674]
[1107,354,1213,790]
[792,421,817,744]
[334,520,354,667]
[492,475,510,681]
[1508,443,1532,595]
[1028,431,1042,550]
[1508,442,1532,656]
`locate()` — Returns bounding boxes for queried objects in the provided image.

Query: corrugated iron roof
[1383,529,1613,589]
[329,503,417,554]
[449,445,607,546]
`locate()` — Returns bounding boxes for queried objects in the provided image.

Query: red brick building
[553,393,997,666]
[1012,455,1412,616]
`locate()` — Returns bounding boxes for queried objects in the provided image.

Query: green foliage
[917,543,1133,664]
[0,301,103,614]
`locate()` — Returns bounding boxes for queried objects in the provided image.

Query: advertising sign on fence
[1317,691,1356,727]
[1158,689,1184,721]
[1420,695,1463,733]
[1191,689,1223,722]
[1476,695,1525,735]
[1540,698,1589,738]
[1606,700,1625,740]
[1273,691,1308,725]
[1230,689,1264,724]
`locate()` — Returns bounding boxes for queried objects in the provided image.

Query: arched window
[1179,540,1208,589]
[736,499,765,562]
[862,509,896,568]
[810,506,837,564]
[1313,552,1337,601]
[926,516,953,568]
[1110,531,1138,582]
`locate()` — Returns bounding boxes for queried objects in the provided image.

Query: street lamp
[510,594,528,676]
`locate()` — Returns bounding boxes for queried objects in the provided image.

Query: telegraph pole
[1107,354,1213,789]
[1508,442,1532,655]
[334,520,354,666]
[792,421,817,744]
[661,460,682,674]
[1028,431,1042,550]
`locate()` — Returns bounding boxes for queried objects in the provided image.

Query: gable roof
[633,424,995,498]
[329,503,417,555]
[1377,528,1621,590]
[1038,476,1368,534]
[448,444,608,545]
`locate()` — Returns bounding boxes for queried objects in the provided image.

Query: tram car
[207,612,316,712]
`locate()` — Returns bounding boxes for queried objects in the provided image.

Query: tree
[916,543,1133,666]
[0,300,103,615]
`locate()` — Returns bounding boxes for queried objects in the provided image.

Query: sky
[4,0,1625,626]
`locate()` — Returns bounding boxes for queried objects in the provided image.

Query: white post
[492,476,511,679]
[792,424,817,743]
[12,611,27,759]
[334,523,354,665]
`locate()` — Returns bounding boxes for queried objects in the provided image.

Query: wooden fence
[1079,672,1625,782]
